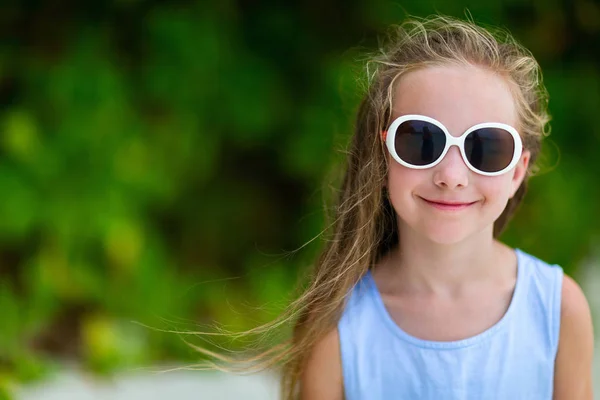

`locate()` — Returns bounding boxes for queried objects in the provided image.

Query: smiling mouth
[420,197,478,210]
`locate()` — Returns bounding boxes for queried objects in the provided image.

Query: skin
[300,64,594,399]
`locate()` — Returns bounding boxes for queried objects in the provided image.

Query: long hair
[191,15,550,399]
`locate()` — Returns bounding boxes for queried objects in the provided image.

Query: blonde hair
[190,15,550,400]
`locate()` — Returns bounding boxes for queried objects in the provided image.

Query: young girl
[294,15,595,399]
[202,15,594,400]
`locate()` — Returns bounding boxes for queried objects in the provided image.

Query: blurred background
[0,0,599,399]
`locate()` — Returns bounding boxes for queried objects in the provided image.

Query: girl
[296,16,594,400]
[202,15,594,400]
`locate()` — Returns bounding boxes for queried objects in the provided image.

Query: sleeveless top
[338,248,564,400]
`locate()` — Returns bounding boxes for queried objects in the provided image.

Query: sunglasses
[383,115,523,176]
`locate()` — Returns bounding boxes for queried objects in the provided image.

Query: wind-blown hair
[191,15,550,400]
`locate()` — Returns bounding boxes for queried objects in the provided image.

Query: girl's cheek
[480,177,513,201]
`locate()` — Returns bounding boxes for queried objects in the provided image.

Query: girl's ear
[381,130,388,141]
[510,149,531,198]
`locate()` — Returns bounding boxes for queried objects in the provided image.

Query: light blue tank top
[338,248,563,400]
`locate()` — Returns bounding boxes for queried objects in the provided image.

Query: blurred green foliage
[0,0,599,393]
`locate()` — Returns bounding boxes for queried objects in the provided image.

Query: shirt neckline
[365,248,525,349]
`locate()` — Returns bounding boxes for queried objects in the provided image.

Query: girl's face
[387,63,530,245]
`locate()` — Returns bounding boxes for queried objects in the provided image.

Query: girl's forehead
[391,64,519,131]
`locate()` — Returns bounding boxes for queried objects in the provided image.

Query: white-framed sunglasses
[383,114,523,177]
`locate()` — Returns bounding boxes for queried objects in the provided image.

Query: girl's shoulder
[514,248,564,320]
[553,271,594,396]
[515,247,564,284]
[301,327,344,400]
[516,248,594,396]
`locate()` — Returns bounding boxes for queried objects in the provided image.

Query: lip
[420,197,478,211]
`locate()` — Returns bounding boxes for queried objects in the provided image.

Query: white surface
[15,368,280,400]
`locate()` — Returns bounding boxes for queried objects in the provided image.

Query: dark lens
[464,128,515,172]
[394,120,446,166]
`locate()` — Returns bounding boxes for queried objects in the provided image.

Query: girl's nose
[432,146,470,189]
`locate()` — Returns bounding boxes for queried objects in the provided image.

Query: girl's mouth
[420,197,478,211]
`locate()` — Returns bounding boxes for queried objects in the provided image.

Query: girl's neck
[379,228,515,297]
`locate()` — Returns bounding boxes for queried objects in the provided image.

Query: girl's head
[356,15,549,247]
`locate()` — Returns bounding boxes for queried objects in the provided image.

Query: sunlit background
[1,0,599,399]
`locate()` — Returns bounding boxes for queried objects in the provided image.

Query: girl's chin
[408,223,482,245]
